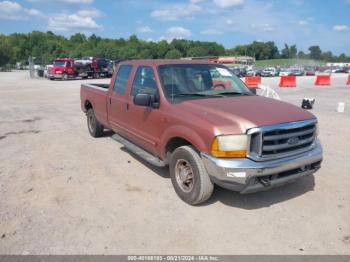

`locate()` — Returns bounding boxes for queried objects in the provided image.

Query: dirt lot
[0,71,350,254]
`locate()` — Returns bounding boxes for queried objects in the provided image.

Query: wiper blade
[172,92,223,97]
[216,91,251,96]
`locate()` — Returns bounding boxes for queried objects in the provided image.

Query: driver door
[126,65,164,155]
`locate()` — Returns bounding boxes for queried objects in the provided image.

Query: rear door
[107,64,133,135]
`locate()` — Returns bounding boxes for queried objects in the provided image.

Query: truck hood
[177,95,315,134]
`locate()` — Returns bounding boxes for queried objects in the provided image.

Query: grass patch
[255,59,325,67]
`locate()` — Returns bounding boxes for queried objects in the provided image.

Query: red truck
[80,59,323,205]
[48,57,110,80]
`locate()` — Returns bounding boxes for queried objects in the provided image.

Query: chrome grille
[248,119,317,161]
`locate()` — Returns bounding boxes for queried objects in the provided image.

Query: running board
[111,134,166,167]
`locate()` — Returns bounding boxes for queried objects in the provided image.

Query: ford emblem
[287,137,299,145]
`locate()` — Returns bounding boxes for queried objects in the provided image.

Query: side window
[113,65,133,95]
[66,61,71,67]
[131,66,158,97]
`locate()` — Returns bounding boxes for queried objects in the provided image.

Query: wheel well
[85,100,93,111]
[165,137,192,155]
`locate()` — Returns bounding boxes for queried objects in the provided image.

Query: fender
[82,97,109,127]
[161,125,210,159]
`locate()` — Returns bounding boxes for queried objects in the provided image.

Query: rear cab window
[113,64,133,95]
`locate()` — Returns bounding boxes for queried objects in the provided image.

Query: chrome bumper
[48,73,63,79]
[201,140,323,193]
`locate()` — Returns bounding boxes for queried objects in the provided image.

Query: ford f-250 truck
[80,60,323,205]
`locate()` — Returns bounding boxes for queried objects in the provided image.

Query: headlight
[211,135,248,158]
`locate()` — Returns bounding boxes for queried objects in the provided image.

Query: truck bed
[80,83,109,127]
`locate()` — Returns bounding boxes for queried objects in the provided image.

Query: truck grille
[248,119,317,161]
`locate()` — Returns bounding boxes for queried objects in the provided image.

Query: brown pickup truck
[80,59,323,205]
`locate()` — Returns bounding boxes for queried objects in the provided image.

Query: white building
[326,62,350,67]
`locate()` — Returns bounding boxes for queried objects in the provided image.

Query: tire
[87,108,104,138]
[170,146,214,205]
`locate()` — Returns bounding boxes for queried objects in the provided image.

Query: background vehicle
[107,60,115,77]
[246,68,262,76]
[261,67,279,77]
[290,68,304,76]
[230,68,246,78]
[279,68,291,76]
[48,57,111,80]
[332,67,348,73]
[44,64,53,78]
[81,60,322,205]
[305,67,316,76]
[75,56,94,66]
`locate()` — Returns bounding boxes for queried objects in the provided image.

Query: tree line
[0,31,349,66]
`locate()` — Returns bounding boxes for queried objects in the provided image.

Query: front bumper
[201,140,323,193]
[48,73,63,79]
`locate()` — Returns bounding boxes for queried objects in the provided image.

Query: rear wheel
[170,146,214,205]
[87,108,104,138]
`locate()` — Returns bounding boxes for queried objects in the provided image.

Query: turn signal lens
[211,135,248,158]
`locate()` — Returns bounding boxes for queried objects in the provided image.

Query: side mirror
[134,93,159,108]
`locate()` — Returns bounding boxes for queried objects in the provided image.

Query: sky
[0,0,349,55]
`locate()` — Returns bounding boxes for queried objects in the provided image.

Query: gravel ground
[0,71,349,254]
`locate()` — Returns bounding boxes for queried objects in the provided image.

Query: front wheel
[87,108,104,137]
[170,146,214,205]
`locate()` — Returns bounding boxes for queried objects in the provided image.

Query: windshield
[158,64,252,102]
[53,61,66,67]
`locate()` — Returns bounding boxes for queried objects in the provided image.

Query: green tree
[297,50,307,59]
[337,53,349,62]
[0,37,14,66]
[290,45,297,58]
[308,45,322,60]
[187,46,207,57]
[227,45,247,56]
[2,30,348,65]
[165,49,182,59]
[169,39,189,57]
[70,33,87,45]
[281,44,290,59]
[157,40,169,58]
[322,51,333,62]
[247,41,278,60]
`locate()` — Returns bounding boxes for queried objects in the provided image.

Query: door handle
[109,98,111,105]
[125,103,129,111]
